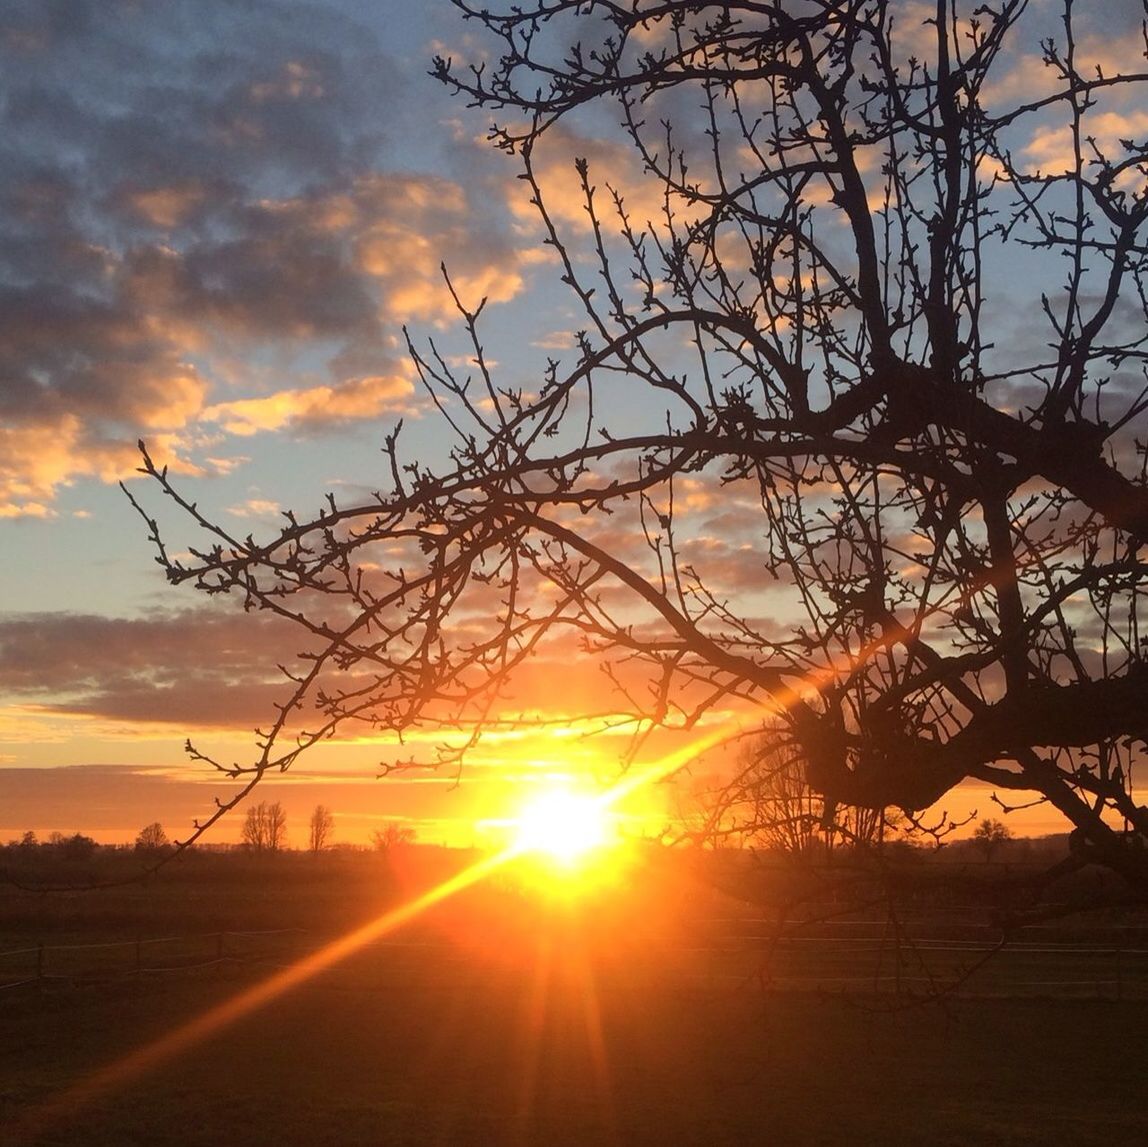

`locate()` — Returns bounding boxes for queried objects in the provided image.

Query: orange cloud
[121,182,213,229]
[1023,110,1148,179]
[507,123,700,236]
[0,359,212,516]
[204,372,415,436]
[349,173,527,321]
[0,417,135,517]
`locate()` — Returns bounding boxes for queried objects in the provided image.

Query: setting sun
[512,790,613,865]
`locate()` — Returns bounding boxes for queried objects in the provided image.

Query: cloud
[0,609,303,728]
[1023,110,1148,185]
[0,602,630,735]
[0,414,151,513]
[226,498,284,521]
[0,0,531,516]
[509,122,697,238]
[351,174,527,321]
[205,371,416,437]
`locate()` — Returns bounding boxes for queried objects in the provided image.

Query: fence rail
[0,929,309,992]
[4,924,1148,1000]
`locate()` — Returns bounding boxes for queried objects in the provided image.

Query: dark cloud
[0,0,395,181]
[0,609,304,726]
[0,0,530,514]
[125,219,379,340]
[1073,0,1148,38]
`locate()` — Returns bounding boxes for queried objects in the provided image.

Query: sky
[2,0,1145,847]
[0,0,683,846]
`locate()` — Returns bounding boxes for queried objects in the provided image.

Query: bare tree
[308,804,335,853]
[972,817,1012,863]
[690,731,825,856]
[130,2,1148,897]
[699,728,899,856]
[48,832,98,861]
[370,822,417,852]
[241,801,288,853]
[134,822,170,854]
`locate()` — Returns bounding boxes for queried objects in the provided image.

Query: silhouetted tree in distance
[50,832,98,862]
[135,821,170,854]
[973,817,1013,863]
[241,801,288,853]
[131,2,1148,897]
[370,822,417,852]
[308,804,335,853]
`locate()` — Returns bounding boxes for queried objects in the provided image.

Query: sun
[512,789,612,866]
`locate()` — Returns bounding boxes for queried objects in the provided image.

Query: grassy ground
[3,852,1148,1145]
[3,965,1148,1146]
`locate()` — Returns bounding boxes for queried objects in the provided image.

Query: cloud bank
[0,0,530,516]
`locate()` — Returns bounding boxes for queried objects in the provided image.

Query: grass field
[3,851,1148,1145]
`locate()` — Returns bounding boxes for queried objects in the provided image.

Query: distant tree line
[1,804,426,861]
[1,830,100,861]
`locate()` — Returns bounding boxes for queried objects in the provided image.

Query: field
[3,849,1148,1145]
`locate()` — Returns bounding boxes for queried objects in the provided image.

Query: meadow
[3,846,1148,1145]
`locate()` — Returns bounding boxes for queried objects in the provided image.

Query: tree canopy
[131,1,1148,891]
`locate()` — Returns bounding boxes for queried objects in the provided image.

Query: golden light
[513,789,613,866]
[17,721,741,1142]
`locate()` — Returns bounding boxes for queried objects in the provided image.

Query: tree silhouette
[308,804,335,853]
[370,822,417,852]
[134,821,170,854]
[241,801,288,853]
[49,832,98,862]
[972,816,1012,862]
[130,2,1148,894]
[693,726,895,856]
